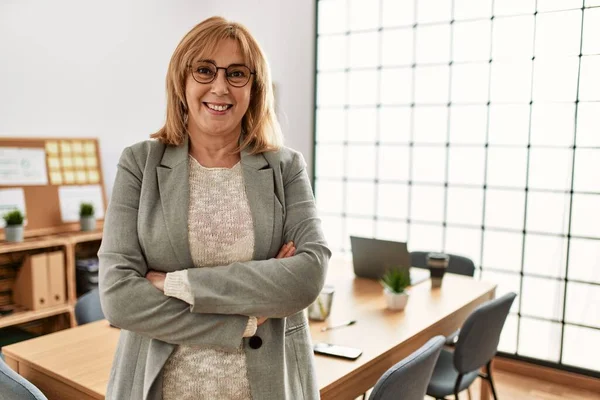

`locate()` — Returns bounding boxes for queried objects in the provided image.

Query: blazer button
[249,335,262,349]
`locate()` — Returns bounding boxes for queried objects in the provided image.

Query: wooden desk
[2,257,496,400]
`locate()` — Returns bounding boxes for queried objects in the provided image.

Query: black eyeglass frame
[189,60,256,88]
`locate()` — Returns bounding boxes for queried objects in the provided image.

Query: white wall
[0,0,316,197]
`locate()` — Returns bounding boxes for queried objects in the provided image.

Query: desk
[2,257,496,400]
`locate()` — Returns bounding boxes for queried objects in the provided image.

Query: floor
[356,368,599,399]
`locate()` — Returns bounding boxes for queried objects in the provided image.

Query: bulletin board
[0,137,107,239]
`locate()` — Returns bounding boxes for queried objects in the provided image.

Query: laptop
[350,236,429,286]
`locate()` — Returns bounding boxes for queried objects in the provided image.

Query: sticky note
[74,157,85,168]
[46,141,59,155]
[85,156,97,168]
[64,171,75,184]
[61,157,73,168]
[60,141,72,154]
[76,171,87,183]
[48,158,60,170]
[50,172,63,185]
[72,141,83,153]
[88,170,100,183]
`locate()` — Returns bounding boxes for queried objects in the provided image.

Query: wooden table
[2,257,496,400]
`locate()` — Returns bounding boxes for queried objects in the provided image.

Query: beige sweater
[161,155,255,400]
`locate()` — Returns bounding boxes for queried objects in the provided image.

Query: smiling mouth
[203,102,233,112]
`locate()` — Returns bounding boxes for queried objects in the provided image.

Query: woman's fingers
[276,241,295,259]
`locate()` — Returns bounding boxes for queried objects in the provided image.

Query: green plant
[79,203,95,218]
[381,268,411,294]
[3,210,24,226]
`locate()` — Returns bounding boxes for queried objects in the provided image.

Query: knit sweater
[161,155,255,400]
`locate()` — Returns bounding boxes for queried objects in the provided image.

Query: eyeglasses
[190,60,255,88]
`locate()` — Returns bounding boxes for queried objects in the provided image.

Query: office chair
[368,335,445,400]
[0,357,47,399]
[426,292,517,400]
[74,287,105,325]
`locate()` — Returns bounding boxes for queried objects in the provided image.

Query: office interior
[0,0,599,399]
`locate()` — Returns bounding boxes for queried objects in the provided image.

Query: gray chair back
[369,335,445,400]
[410,251,475,277]
[75,288,105,325]
[0,357,47,399]
[454,292,517,373]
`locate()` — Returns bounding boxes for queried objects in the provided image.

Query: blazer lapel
[157,139,194,270]
[241,148,275,261]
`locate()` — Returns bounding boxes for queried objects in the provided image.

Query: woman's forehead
[192,39,250,66]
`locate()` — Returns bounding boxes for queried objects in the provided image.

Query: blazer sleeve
[98,147,248,349]
[185,151,332,318]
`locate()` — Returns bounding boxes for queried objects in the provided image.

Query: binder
[13,253,49,310]
[47,251,66,306]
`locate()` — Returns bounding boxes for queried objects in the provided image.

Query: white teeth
[206,103,229,111]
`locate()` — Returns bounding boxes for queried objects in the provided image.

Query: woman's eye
[197,68,213,75]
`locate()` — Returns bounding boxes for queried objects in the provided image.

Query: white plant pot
[5,224,24,242]
[80,216,96,231]
[384,288,409,311]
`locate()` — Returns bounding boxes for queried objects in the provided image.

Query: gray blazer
[98,138,331,400]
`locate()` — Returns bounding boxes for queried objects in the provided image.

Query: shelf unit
[0,227,103,334]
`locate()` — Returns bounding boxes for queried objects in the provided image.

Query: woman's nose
[210,69,229,95]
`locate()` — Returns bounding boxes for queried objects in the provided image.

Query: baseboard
[494,356,600,394]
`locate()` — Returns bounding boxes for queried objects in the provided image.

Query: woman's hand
[146,270,167,292]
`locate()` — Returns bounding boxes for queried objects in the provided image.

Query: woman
[98,16,330,400]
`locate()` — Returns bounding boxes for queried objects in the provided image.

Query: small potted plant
[79,202,96,231]
[3,210,25,242]
[381,268,411,311]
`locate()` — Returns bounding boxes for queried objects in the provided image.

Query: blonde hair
[151,16,282,154]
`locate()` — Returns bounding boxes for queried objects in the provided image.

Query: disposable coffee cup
[427,252,449,288]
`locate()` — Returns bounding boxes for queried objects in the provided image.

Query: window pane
[528,148,573,191]
[416,24,451,64]
[484,189,525,231]
[579,56,600,101]
[449,105,487,145]
[318,35,347,71]
[530,103,575,147]
[379,106,412,144]
[447,147,486,185]
[495,0,536,14]
[380,68,413,105]
[413,106,448,144]
[488,105,530,146]
[582,8,600,55]
[568,238,600,285]
[454,0,493,20]
[349,32,379,68]
[563,325,600,372]
[493,16,535,60]
[518,318,562,362]
[480,270,521,312]
[566,282,600,329]
[381,29,413,67]
[453,20,492,62]
[410,185,445,222]
[446,187,484,227]
[316,108,346,143]
[417,0,452,23]
[451,63,490,103]
[316,179,344,214]
[346,181,375,216]
[533,57,580,102]
[315,144,344,178]
[347,144,376,178]
[535,10,582,57]
[538,0,583,11]
[412,146,446,183]
[526,191,571,235]
[482,230,523,273]
[574,149,600,193]
[571,193,600,238]
[347,108,377,143]
[345,217,375,251]
[377,183,409,219]
[318,0,348,35]
[349,70,378,105]
[523,234,567,278]
[486,147,528,189]
[317,72,346,106]
[349,0,380,31]
[378,146,410,182]
[409,223,443,251]
[376,220,408,242]
[444,227,482,266]
[521,276,564,320]
[498,314,518,353]
[320,215,344,252]
[490,61,532,103]
[381,0,414,27]
[576,103,600,147]
[414,66,450,104]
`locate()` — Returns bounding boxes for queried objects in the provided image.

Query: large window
[314,0,600,376]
